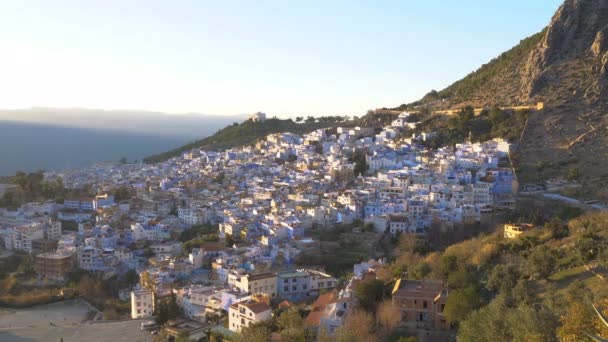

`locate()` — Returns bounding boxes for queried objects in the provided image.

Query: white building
[131,288,154,319]
[228,300,272,332]
[249,112,267,123]
[189,248,204,269]
[3,223,44,253]
[178,207,210,227]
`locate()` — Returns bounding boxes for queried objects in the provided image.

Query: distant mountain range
[0,108,245,139]
[0,109,245,176]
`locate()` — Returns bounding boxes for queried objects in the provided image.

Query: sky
[0,0,563,117]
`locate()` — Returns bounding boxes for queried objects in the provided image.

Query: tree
[125,269,139,287]
[444,286,480,324]
[237,322,271,342]
[486,264,518,295]
[511,279,533,305]
[527,246,558,279]
[411,262,431,280]
[447,268,476,290]
[276,308,307,341]
[575,234,601,263]
[295,116,303,123]
[439,255,458,281]
[376,300,401,335]
[545,217,568,239]
[459,295,558,342]
[354,278,384,312]
[335,310,377,342]
[305,116,316,123]
[155,300,169,325]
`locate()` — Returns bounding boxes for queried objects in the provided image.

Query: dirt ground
[0,300,152,342]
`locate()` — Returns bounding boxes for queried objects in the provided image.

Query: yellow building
[503,223,535,239]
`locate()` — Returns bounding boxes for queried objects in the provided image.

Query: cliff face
[517,0,608,197]
[523,0,608,104]
[415,0,608,198]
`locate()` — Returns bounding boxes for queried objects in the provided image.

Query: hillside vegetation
[394,0,608,199]
[144,113,396,164]
[400,29,547,111]
[376,209,608,341]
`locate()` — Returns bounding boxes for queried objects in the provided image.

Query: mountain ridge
[401,0,608,199]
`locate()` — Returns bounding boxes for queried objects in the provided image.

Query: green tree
[439,255,458,281]
[444,286,480,324]
[459,295,557,342]
[527,246,558,279]
[447,268,476,290]
[411,262,431,280]
[486,264,518,295]
[545,217,568,239]
[277,308,308,341]
[511,279,533,305]
[124,269,139,287]
[354,278,384,312]
[237,322,271,342]
[575,234,601,263]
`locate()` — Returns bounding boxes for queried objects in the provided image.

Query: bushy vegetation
[0,170,93,208]
[179,224,218,242]
[413,106,530,149]
[296,220,374,276]
[396,29,546,111]
[375,210,608,341]
[144,117,350,164]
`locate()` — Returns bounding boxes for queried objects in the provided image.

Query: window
[292,285,297,291]
[303,284,307,290]
[283,279,288,284]
[284,286,288,292]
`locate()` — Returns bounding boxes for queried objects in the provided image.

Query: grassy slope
[144,113,397,164]
[397,29,546,110]
[144,119,338,163]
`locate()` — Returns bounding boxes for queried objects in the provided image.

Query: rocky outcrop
[411,0,608,196]
[521,0,608,102]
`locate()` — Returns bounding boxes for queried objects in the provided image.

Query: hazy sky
[0,1,562,117]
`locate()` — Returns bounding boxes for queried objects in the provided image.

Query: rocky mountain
[408,0,608,199]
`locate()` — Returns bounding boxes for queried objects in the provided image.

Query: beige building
[229,271,277,297]
[228,300,271,332]
[504,223,535,239]
[34,252,74,281]
[131,288,155,319]
[392,279,449,330]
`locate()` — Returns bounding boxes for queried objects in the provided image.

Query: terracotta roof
[305,292,337,327]
[278,300,292,309]
[242,301,271,314]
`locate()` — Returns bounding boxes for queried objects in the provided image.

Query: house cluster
[0,111,516,338]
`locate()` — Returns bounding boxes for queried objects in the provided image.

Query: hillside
[144,112,396,163]
[401,0,608,199]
